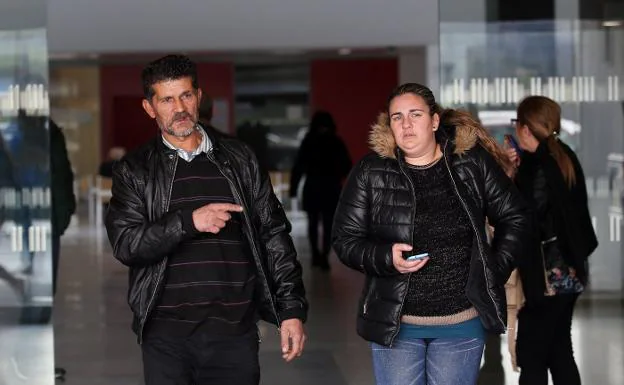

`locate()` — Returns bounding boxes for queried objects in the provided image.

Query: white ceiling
[1,0,45,30]
[47,0,439,54]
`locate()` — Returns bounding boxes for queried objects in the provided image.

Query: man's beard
[163,125,195,137]
[159,112,197,137]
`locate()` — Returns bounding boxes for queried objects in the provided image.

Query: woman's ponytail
[518,96,576,188]
[546,135,576,187]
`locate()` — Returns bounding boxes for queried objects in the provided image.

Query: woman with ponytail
[332,83,532,385]
[510,96,598,385]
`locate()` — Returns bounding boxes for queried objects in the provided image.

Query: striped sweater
[146,154,257,337]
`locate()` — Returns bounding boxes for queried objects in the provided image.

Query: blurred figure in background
[237,121,270,171]
[0,115,74,379]
[8,111,48,275]
[290,111,351,271]
[49,119,76,295]
[198,94,214,128]
[49,118,76,381]
[509,96,597,385]
[98,146,126,178]
[199,95,233,138]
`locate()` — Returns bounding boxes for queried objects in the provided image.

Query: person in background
[290,111,351,271]
[7,111,48,276]
[236,121,270,172]
[332,83,532,385]
[508,96,597,385]
[105,54,307,385]
[199,95,233,137]
[50,119,76,294]
[198,95,216,129]
[98,147,126,178]
[49,118,76,380]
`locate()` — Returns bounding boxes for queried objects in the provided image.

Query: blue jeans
[371,338,484,385]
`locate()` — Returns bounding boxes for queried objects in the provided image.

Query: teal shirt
[397,318,485,340]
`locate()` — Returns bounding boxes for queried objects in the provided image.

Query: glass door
[0,0,54,383]
[438,13,624,297]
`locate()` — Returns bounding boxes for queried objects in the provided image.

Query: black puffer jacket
[105,125,307,344]
[332,116,533,347]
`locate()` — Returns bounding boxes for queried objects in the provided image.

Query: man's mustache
[173,112,191,121]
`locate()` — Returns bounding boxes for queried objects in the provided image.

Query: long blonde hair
[517,96,576,187]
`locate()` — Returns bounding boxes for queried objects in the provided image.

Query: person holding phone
[504,133,522,177]
[332,83,533,385]
[508,96,597,385]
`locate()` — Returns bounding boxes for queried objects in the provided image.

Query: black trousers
[517,293,581,385]
[142,329,260,385]
[307,206,335,260]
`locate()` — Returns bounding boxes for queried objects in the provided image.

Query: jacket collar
[161,126,212,162]
[370,112,477,160]
[155,122,223,157]
[369,111,509,171]
[522,139,555,164]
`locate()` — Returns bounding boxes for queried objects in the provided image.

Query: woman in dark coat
[510,96,597,385]
[290,111,351,270]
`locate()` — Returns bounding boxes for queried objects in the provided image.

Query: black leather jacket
[332,122,533,347]
[105,125,307,343]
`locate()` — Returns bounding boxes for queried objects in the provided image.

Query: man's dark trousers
[142,328,260,385]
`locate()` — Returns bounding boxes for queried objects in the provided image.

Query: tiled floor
[1,211,623,384]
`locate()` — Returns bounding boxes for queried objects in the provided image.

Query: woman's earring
[433,126,437,131]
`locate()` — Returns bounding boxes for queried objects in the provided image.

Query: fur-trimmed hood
[368,111,511,170]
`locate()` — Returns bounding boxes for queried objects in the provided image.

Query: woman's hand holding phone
[392,243,429,274]
[504,135,521,178]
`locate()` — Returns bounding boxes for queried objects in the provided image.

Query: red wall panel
[310,58,398,163]
[100,62,234,156]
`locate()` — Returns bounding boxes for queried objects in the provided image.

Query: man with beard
[105,55,307,385]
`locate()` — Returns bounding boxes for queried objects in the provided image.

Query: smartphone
[402,252,429,261]
[505,134,522,154]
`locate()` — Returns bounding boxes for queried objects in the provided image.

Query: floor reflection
[0,212,621,384]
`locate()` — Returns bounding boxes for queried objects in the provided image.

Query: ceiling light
[603,20,622,27]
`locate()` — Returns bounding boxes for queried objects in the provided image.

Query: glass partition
[439,6,624,384]
[0,0,53,383]
[439,18,624,296]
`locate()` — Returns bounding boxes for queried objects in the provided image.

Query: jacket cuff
[279,307,307,324]
[180,208,199,237]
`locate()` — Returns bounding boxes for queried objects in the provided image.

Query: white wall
[556,0,580,19]
[47,0,438,54]
[398,46,441,95]
[1,0,45,30]
[439,0,487,22]
[399,47,427,84]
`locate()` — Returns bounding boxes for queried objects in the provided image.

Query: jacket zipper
[138,154,177,344]
[207,153,282,330]
[441,141,505,330]
[388,153,417,346]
